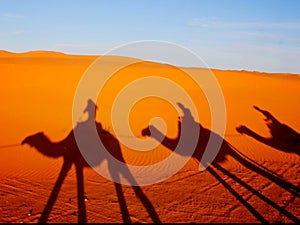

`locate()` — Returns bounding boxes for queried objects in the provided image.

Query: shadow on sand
[21,99,161,223]
[236,105,300,156]
[141,102,300,223]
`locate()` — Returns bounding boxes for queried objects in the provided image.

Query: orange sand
[0,51,299,223]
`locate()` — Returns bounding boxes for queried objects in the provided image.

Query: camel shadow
[236,105,300,156]
[141,102,300,223]
[21,99,160,223]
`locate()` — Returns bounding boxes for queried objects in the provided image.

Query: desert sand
[0,50,299,223]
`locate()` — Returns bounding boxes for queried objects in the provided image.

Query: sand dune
[0,51,299,223]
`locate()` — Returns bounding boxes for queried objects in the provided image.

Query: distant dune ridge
[1,50,299,75]
[0,50,90,57]
[0,50,299,223]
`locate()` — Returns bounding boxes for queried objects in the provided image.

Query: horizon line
[1,49,299,76]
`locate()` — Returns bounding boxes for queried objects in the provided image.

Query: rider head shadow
[141,102,300,223]
[236,106,300,156]
[21,99,161,223]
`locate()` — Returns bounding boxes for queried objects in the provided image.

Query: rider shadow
[21,99,160,223]
[141,102,300,223]
[236,105,300,156]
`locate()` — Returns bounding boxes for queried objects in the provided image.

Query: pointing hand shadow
[236,106,300,155]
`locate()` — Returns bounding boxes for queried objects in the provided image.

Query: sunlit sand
[0,51,299,223]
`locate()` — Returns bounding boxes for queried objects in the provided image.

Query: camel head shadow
[21,99,161,223]
[141,102,229,167]
[20,99,124,223]
[21,98,123,167]
[141,102,300,223]
[21,132,45,147]
[236,105,300,155]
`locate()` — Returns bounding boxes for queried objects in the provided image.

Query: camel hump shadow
[141,102,300,196]
[73,119,125,166]
[141,102,230,167]
[21,99,161,223]
[21,121,123,167]
[22,99,125,168]
[141,102,300,223]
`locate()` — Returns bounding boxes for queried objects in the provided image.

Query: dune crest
[0,50,299,223]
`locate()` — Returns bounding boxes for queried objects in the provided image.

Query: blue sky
[0,0,300,73]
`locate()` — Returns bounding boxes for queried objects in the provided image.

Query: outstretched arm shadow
[141,102,300,223]
[236,105,300,155]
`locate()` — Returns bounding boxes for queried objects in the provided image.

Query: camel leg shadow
[206,166,268,223]
[229,149,300,197]
[38,161,88,223]
[110,168,131,223]
[38,160,72,223]
[120,165,161,223]
[75,164,87,223]
[108,163,161,223]
[213,163,300,223]
[131,185,161,223]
